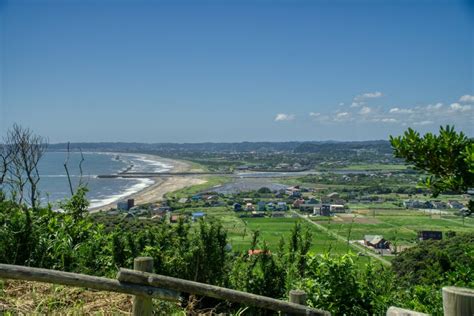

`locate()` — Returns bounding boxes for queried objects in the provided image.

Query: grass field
[318,211,474,246]
[175,206,366,258]
[165,176,472,269]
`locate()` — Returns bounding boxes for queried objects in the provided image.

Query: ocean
[26,152,171,209]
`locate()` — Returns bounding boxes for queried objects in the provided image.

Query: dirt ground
[332,214,381,224]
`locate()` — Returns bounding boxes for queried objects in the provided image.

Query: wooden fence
[1,257,473,315]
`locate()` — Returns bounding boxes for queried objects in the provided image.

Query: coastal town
[95,169,472,260]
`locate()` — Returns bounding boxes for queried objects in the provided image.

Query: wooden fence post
[442,286,474,316]
[287,290,307,316]
[289,290,307,305]
[386,306,429,316]
[133,257,154,316]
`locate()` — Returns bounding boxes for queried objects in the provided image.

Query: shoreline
[89,154,206,212]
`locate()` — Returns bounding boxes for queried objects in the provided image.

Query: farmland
[171,206,353,254]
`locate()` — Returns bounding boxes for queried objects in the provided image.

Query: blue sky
[1,0,473,142]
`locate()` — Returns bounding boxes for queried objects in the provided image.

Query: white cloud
[389,107,414,114]
[333,112,352,122]
[309,112,321,117]
[381,118,397,123]
[359,106,372,115]
[450,103,472,112]
[426,103,443,110]
[274,113,295,121]
[339,102,345,106]
[414,120,434,126]
[350,102,362,108]
[354,91,383,102]
[336,112,349,118]
[459,95,474,103]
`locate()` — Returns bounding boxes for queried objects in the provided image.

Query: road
[291,211,392,266]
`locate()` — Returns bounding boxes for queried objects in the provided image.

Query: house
[191,194,202,201]
[248,249,271,256]
[117,200,130,211]
[330,204,346,213]
[233,203,242,211]
[293,199,305,208]
[257,201,266,211]
[364,235,390,249]
[318,206,331,216]
[178,197,189,204]
[245,203,254,211]
[428,201,447,209]
[192,212,206,221]
[251,211,265,217]
[448,200,464,209]
[418,230,442,241]
[266,202,276,211]
[170,215,185,223]
[286,186,302,197]
[115,199,137,212]
[300,203,320,212]
[276,202,288,211]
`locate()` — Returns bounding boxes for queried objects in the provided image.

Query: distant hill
[48,140,391,154]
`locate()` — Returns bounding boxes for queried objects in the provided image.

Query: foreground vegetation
[1,188,472,315]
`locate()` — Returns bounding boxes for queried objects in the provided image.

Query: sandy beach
[90,155,206,212]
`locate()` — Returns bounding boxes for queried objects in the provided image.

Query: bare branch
[64,142,75,196]
[78,148,85,187]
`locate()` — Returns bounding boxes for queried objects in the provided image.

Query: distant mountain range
[48,140,392,154]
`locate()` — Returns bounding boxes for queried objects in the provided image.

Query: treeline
[1,190,473,315]
[46,140,392,154]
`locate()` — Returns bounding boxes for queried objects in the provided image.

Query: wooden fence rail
[0,259,328,316]
[0,263,180,302]
[2,259,473,316]
[117,266,328,315]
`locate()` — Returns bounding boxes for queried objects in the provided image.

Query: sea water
[6,152,172,209]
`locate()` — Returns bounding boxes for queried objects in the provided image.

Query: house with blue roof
[192,212,206,221]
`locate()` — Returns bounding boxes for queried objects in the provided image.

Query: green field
[319,211,474,246]
[176,206,359,256]
[165,175,472,269]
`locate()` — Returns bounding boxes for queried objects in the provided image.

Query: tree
[390,125,473,213]
[3,124,48,209]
